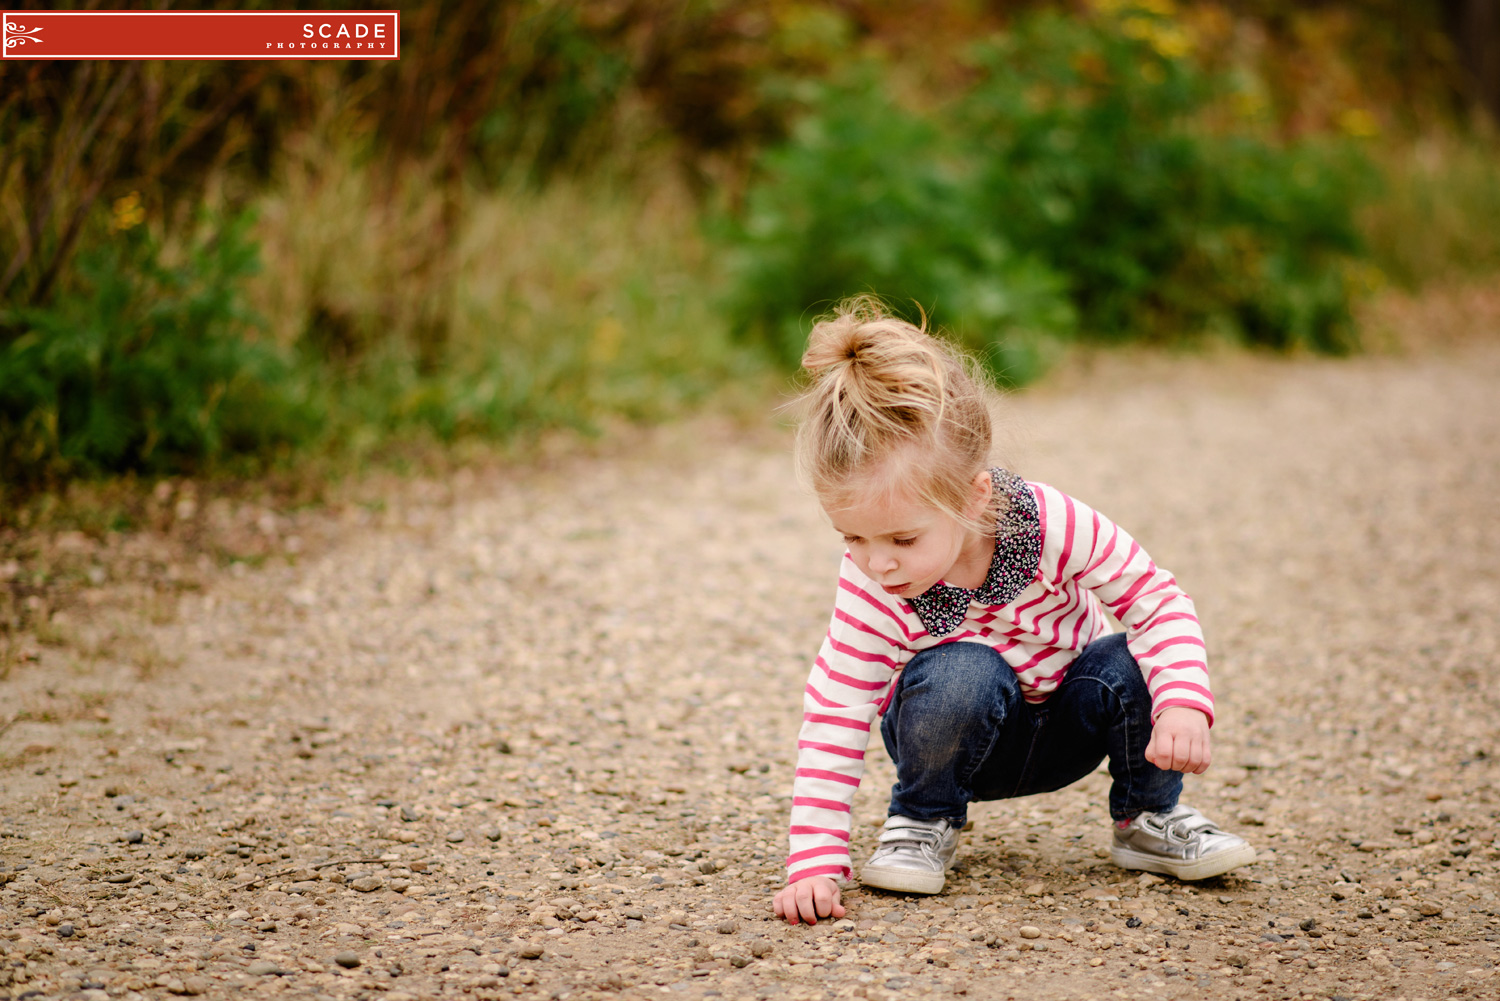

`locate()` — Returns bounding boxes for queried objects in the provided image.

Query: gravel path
[2,332,1499,1001]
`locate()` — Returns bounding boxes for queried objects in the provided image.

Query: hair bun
[792,295,1004,536]
[801,308,870,376]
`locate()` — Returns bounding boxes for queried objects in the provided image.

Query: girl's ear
[964,469,993,522]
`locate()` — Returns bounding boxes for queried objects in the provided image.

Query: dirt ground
[2,314,1499,1001]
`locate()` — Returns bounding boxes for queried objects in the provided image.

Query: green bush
[725,4,1375,371]
[723,77,1075,381]
[964,9,1371,353]
[0,212,319,485]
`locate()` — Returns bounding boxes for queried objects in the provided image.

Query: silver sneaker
[860,816,960,895]
[1111,804,1255,881]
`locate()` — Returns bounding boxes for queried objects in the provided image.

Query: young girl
[772,300,1254,927]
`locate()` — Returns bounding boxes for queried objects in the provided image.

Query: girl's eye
[894,537,918,547]
[842,535,861,545]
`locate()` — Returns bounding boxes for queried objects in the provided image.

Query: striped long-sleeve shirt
[786,475,1212,885]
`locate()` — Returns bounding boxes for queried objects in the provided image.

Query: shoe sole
[859,864,946,895]
[1110,842,1256,881]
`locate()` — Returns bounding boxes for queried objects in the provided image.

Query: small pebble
[57,923,74,938]
[246,960,281,976]
[334,952,361,969]
[519,945,545,960]
[400,806,420,822]
[1019,926,1042,940]
[124,830,145,844]
[445,830,466,843]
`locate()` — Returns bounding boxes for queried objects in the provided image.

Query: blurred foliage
[0,211,316,485]
[729,5,1376,372]
[1363,137,1500,286]
[963,7,1375,352]
[723,76,1076,381]
[0,0,1496,492]
[248,136,763,451]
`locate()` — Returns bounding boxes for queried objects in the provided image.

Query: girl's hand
[773,876,846,925]
[1145,706,1212,774]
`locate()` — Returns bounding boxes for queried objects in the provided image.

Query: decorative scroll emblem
[5,22,45,49]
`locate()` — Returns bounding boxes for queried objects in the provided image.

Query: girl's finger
[782,889,804,924]
[1158,734,1178,771]
[797,889,820,925]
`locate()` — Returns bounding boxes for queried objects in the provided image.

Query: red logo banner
[1,10,400,59]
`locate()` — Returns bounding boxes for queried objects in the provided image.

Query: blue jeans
[879,634,1181,824]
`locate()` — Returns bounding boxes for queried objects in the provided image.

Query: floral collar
[907,468,1042,637]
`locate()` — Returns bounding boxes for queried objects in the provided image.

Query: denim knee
[1052,632,1181,819]
[881,642,1021,775]
[1061,633,1152,720]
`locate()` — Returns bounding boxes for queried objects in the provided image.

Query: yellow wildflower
[110,192,145,232]
[1134,0,1178,16]
[1148,25,1192,59]
[1337,108,1379,139]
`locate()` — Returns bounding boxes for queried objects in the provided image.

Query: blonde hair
[793,296,1006,534]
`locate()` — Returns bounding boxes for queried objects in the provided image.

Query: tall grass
[1362,137,1500,288]
[246,131,762,456]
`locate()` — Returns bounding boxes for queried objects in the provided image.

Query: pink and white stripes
[786,481,1212,884]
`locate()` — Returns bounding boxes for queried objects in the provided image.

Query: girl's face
[826,471,993,599]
